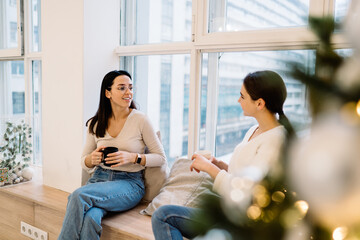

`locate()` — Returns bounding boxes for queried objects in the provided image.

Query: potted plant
[0,120,33,185]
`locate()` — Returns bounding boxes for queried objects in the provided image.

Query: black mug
[101,147,118,167]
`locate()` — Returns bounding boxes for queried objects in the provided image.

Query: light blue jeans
[58,167,145,240]
[151,205,200,240]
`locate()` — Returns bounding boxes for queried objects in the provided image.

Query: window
[30,0,41,52]
[208,0,310,32]
[10,21,17,43]
[9,0,16,7]
[122,54,190,163]
[0,0,20,52]
[32,60,42,165]
[11,61,24,75]
[0,1,42,165]
[118,0,352,165]
[0,61,25,116]
[120,0,192,45]
[200,50,314,160]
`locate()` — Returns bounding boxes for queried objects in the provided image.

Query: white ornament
[9,173,18,181]
[22,167,34,181]
[15,170,23,178]
[14,178,20,183]
[289,114,360,228]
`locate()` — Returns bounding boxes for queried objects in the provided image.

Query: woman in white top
[58,70,166,240]
[151,70,294,240]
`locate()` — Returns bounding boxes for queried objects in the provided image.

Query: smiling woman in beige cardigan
[151,70,295,240]
[58,70,166,240]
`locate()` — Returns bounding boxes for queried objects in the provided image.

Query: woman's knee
[68,186,92,205]
[152,205,177,223]
[69,187,83,200]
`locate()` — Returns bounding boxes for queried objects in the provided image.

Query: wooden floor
[0,166,154,240]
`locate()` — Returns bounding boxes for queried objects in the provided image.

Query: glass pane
[121,54,190,165]
[334,0,351,24]
[0,0,19,49]
[0,60,26,156]
[208,0,309,33]
[0,60,25,117]
[32,60,42,165]
[30,0,41,52]
[120,0,192,45]
[336,48,353,57]
[200,50,314,161]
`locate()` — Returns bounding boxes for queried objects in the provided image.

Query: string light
[357,100,360,117]
[253,185,270,208]
[272,191,285,203]
[294,200,309,218]
[247,205,262,220]
[332,227,348,240]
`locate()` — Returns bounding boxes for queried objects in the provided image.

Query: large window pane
[0,60,25,117]
[208,0,309,32]
[120,0,192,45]
[0,0,19,49]
[0,60,26,161]
[0,60,42,165]
[122,54,190,165]
[200,50,314,161]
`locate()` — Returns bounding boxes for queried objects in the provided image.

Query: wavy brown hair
[86,70,137,137]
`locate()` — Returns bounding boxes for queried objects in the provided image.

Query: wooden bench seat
[0,167,154,240]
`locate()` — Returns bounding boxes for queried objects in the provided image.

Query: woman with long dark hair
[58,70,166,240]
[151,70,294,240]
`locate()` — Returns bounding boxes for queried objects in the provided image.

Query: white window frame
[0,0,42,165]
[0,0,23,57]
[115,0,352,158]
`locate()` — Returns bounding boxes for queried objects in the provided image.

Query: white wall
[41,0,120,193]
[83,0,120,124]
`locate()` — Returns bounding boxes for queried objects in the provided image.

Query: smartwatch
[136,153,142,164]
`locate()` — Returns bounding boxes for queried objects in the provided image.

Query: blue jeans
[151,205,200,240]
[58,167,145,240]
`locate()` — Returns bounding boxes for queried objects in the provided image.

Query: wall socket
[20,221,48,240]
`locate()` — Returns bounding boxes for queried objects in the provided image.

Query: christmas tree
[192,13,360,240]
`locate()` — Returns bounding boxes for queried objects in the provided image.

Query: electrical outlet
[20,221,48,240]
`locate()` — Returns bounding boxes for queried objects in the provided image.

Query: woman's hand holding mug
[91,146,105,166]
[104,149,137,167]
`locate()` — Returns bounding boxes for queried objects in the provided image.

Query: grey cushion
[141,157,215,215]
[142,162,169,202]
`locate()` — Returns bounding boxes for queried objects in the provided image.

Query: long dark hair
[243,70,295,137]
[86,70,137,137]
